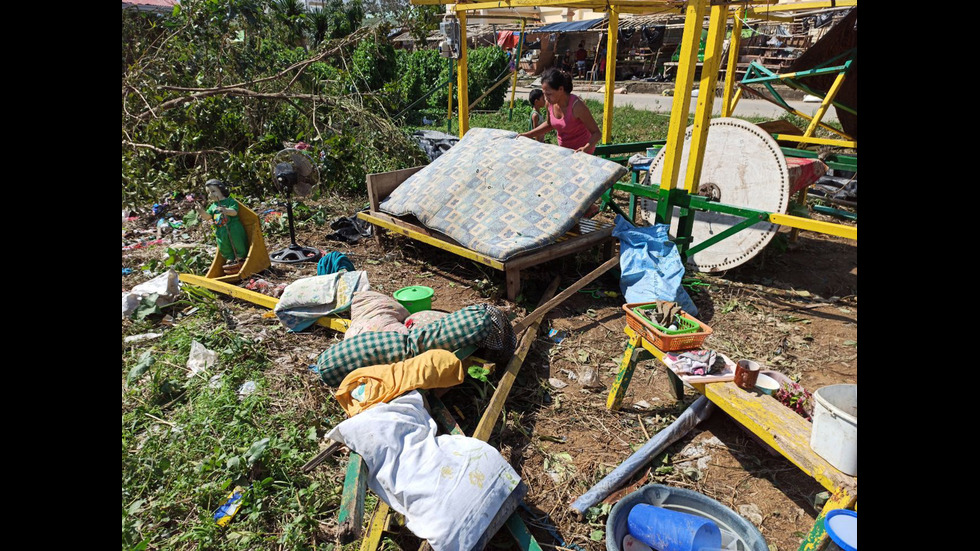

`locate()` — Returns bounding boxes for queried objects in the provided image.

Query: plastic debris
[123,270,181,318]
[548,377,568,389]
[124,333,164,344]
[578,367,601,388]
[213,486,247,527]
[546,329,568,343]
[208,374,223,389]
[237,381,257,398]
[186,341,217,378]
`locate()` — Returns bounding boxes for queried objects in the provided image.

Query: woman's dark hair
[541,67,573,94]
[528,88,543,105]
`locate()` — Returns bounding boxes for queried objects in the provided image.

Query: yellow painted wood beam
[508,18,526,111]
[768,213,856,241]
[798,491,857,551]
[358,212,507,270]
[457,11,470,136]
[682,2,727,194]
[359,502,391,551]
[747,0,855,15]
[704,382,857,495]
[771,134,856,148]
[721,7,743,117]
[602,7,619,144]
[178,273,352,332]
[659,0,710,194]
[804,70,847,138]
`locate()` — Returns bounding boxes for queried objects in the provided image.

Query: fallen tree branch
[122,140,225,156]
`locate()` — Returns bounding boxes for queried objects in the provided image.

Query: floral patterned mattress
[379,127,627,261]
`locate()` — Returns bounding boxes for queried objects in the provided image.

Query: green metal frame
[739,49,857,116]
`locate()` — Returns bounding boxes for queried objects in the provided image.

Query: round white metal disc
[639,117,790,272]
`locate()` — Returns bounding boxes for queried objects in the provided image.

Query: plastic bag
[187,340,217,378]
[611,215,698,316]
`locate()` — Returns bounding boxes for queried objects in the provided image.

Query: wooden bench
[607,325,857,551]
[360,166,616,301]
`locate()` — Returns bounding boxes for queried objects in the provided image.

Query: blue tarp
[535,18,605,33]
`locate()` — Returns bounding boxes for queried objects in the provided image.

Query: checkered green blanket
[316,304,493,385]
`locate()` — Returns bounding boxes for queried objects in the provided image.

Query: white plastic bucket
[809,384,857,475]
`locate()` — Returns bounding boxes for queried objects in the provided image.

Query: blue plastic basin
[606,484,767,551]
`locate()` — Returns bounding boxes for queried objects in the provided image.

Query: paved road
[515,85,838,122]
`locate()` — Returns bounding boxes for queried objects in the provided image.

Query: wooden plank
[338,454,368,543]
[506,221,614,270]
[472,276,561,441]
[358,211,507,270]
[360,502,391,551]
[178,273,351,332]
[512,255,620,334]
[366,166,424,212]
[704,382,857,495]
[505,512,545,551]
[798,491,856,551]
[607,331,640,411]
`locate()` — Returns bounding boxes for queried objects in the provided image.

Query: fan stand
[270,188,323,264]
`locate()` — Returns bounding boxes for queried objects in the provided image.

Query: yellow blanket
[335,349,464,416]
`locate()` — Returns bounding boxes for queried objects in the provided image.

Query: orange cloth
[335,349,464,416]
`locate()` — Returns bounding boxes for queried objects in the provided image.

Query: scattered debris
[124,333,164,344]
[237,381,258,398]
[213,486,247,527]
[738,503,764,526]
[186,341,216,378]
[548,377,568,389]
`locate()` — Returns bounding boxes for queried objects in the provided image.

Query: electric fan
[269,148,323,264]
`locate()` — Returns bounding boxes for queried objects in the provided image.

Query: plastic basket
[631,304,700,335]
[623,302,712,352]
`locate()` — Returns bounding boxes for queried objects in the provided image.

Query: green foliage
[351,34,397,92]
[122,0,426,206]
[429,47,509,111]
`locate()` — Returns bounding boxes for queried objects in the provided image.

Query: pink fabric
[548,94,595,154]
[786,157,829,195]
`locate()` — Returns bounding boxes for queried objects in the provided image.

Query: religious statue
[197,179,248,274]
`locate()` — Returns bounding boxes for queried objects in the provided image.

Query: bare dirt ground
[122,192,856,551]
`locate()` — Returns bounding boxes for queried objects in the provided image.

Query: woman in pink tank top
[519,68,601,154]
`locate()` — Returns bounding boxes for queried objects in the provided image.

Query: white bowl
[755,374,780,395]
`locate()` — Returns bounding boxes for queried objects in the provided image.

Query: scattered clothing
[640,300,684,328]
[325,391,527,551]
[345,290,411,340]
[664,349,726,377]
[274,271,369,332]
[317,304,501,385]
[317,252,355,275]
[326,214,374,244]
[612,215,698,316]
[335,349,464,416]
[404,309,450,330]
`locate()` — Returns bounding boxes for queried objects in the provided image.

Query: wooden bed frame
[358,166,617,301]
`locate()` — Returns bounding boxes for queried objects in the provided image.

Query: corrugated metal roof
[534,18,605,33]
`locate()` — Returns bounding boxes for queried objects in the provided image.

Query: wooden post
[601,7,619,144]
[722,7,744,118]
[472,276,561,441]
[456,10,470,137]
[656,0,710,224]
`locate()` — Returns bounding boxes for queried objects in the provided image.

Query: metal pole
[601,7,619,144]
[447,57,454,135]
[721,6,744,117]
[656,0,710,225]
[457,10,470,137]
[508,18,527,121]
